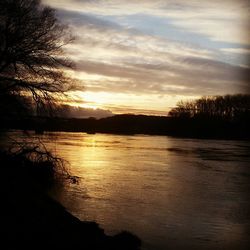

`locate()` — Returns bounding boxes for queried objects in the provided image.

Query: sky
[43,0,250,116]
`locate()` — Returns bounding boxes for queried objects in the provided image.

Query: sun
[68,91,113,110]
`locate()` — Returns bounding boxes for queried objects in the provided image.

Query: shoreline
[0,151,141,250]
[1,114,249,141]
[2,127,250,142]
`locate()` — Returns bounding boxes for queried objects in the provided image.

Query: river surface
[2,131,250,249]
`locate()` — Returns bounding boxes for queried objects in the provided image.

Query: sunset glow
[1,1,250,250]
[43,0,250,116]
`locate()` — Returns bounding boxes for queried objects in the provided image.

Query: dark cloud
[55,104,113,118]
[74,57,249,96]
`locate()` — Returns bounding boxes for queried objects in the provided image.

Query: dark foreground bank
[0,151,141,250]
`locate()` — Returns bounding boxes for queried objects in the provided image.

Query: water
[2,131,250,249]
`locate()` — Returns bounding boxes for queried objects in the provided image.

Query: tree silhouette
[169,94,250,121]
[0,0,76,115]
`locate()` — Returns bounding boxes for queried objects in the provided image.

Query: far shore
[1,113,250,140]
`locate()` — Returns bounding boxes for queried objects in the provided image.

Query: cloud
[55,104,113,118]
[41,0,250,113]
[44,0,250,44]
[72,56,249,95]
[220,48,250,55]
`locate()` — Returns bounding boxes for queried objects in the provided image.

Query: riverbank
[1,114,249,140]
[0,151,141,250]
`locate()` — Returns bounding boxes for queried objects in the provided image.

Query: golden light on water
[3,130,249,249]
[40,131,250,250]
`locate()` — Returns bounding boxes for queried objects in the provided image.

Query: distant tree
[0,0,76,116]
[168,100,196,118]
[169,94,250,121]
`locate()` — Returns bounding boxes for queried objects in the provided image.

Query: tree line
[169,94,250,121]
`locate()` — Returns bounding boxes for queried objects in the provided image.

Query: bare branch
[0,0,79,115]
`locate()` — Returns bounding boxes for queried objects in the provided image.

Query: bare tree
[169,94,250,120]
[0,0,76,115]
